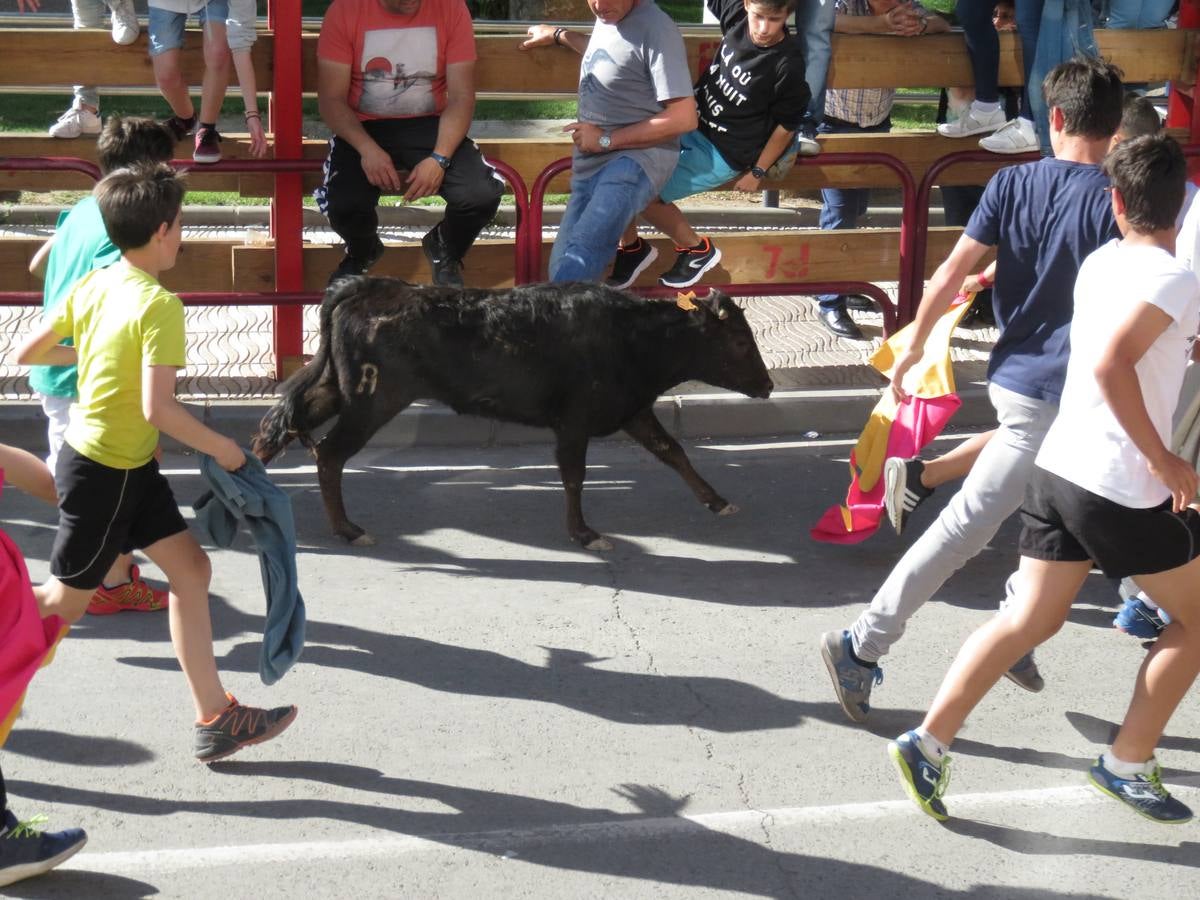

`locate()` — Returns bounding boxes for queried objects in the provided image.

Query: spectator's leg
[548,173,596,281]
[640,200,700,249]
[315,135,384,262]
[435,140,505,261]
[71,0,105,113]
[149,6,197,122]
[1015,0,1043,123]
[956,0,1001,104]
[796,0,836,131]
[197,8,231,127]
[940,185,984,228]
[1107,0,1175,28]
[549,158,656,283]
[815,187,865,312]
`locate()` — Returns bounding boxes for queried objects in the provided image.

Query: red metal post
[269,0,305,380]
[1167,0,1200,147]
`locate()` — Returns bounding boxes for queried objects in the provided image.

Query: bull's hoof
[717,503,740,517]
[348,532,377,547]
[583,535,614,552]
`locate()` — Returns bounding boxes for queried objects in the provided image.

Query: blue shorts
[148,0,229,57]
[659,130,740,204]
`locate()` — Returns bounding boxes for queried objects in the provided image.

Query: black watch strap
[430,152,451,170]
[750,166,767,179]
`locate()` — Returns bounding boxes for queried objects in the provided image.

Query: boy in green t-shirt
[17,165,297,763]
[28,116,175,617]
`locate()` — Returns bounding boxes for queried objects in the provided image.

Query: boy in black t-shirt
[607,0,809,290]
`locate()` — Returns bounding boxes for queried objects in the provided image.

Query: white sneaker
[937,105,1006,138]
[979,118,1039,154]
[49,105,102,139]
[110,0,139,46]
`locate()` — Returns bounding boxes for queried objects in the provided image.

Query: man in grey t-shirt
[522,0,696,282]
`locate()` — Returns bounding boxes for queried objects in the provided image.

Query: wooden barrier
[0,28,1193,92]
[0,227,974,293]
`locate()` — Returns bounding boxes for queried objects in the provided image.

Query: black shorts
[50,443,187,590]
[1019,468,1200,579]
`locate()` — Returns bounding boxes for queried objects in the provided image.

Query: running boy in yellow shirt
[16,164,297,762]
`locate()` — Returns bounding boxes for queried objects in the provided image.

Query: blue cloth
[550,156,657,283]
[659,130,741,204]
[1105,0,1174,29]
[194,451,305,686]
[1018,0,1098,154]
[965,157,1119,403]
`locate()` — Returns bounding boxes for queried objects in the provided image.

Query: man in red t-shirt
[315,0,504,287]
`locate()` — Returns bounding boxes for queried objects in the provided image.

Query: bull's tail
[252,279,360,462]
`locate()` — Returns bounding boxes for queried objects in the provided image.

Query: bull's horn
[702,289,727,320]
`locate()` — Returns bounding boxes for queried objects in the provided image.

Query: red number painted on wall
[761,244,810,280]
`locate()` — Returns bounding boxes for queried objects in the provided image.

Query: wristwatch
[750,166,767,179]
[430,152,451,170]
[598,132,612,151]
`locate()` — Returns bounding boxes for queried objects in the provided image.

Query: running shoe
[48,104,101,139]
[163,113,196,142]
[0,810,88,888]
[795,122,820,158]
[937,105,1006,138]
[605,239,658,290]
[883,457,932,536]
[422,226,465,288]
[888,730,951,821]
[979,117,1038,154]
[1114,595,1169,639]
[658,237,723,289]
[1004,650,1045,693]
[1089,757,1192,824]
[87,565,169,615]
[109,0,139,45]
[193,125,222,164]
[194,693,298,763]
[328,236,385,287]
[820,629,883,723]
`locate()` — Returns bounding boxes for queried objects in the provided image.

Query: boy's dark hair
[746,0,798,12]
[1118,94,1162,140]
[1042,55,1124,140]
[96,116,176,176]
[94,164,186,252]
[1103,133,1186,233]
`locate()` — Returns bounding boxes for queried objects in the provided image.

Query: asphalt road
[2,437,1198,899]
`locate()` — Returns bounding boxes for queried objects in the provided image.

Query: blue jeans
[549,156,656,283]
[795,0,837,129]
[815,116,891,311]
[1105,0,1174,28]
[1017,0,1098,154]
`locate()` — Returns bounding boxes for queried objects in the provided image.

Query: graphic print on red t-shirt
[360,27,437,117]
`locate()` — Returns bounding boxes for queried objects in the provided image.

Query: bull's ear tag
[701,289,727,319]
[675,291,698,311]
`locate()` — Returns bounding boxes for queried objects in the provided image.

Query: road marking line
[62,781,1198,875]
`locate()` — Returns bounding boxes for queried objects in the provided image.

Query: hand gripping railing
[528,152,916,336]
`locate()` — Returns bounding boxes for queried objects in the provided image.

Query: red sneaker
[87,566,170,615]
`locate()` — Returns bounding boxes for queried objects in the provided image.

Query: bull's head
[689,289,773,400]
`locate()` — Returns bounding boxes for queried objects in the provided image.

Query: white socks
[914,727,949,764]
[1102,749,1154,778]
[972,100,1001,115]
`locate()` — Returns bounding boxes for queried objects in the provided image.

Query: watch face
[599,135,611,149]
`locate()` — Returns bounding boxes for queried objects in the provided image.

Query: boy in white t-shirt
[889,133,1200,825]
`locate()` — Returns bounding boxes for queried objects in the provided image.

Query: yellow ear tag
[676,291,698,311]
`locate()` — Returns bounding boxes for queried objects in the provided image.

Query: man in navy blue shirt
[818,55,1124,724]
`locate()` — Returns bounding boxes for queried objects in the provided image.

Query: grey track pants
[850,383,1059,662]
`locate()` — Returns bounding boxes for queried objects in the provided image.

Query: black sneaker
[658,237,723,289]
[163,113,196,143]
[883,457,932,535]
[0,809,88,888]
[605,238,658,290]
[1089,757,1193,824]
[194,692,298,763]
[422,226,465,288]
[193,124,222,164]
[328,236,385,287]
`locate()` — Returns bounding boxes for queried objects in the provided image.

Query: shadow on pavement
[3,730,155,767]
[1065,710,1200,756]
[3,870,160,899]
[945,818,1200,868]
[8,770,1128,899]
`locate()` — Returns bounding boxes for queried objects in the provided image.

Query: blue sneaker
[1004,650,1045,693]
[1089,757,1193,824]
[0,810,88,888]
[820,629,883,723]
[1114,596,1169,639]
[888,731,951,821]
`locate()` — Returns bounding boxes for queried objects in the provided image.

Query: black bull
[252,278,774,549]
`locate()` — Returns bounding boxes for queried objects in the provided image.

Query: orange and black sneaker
[87,566,169,616]
[194,693,297,763]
